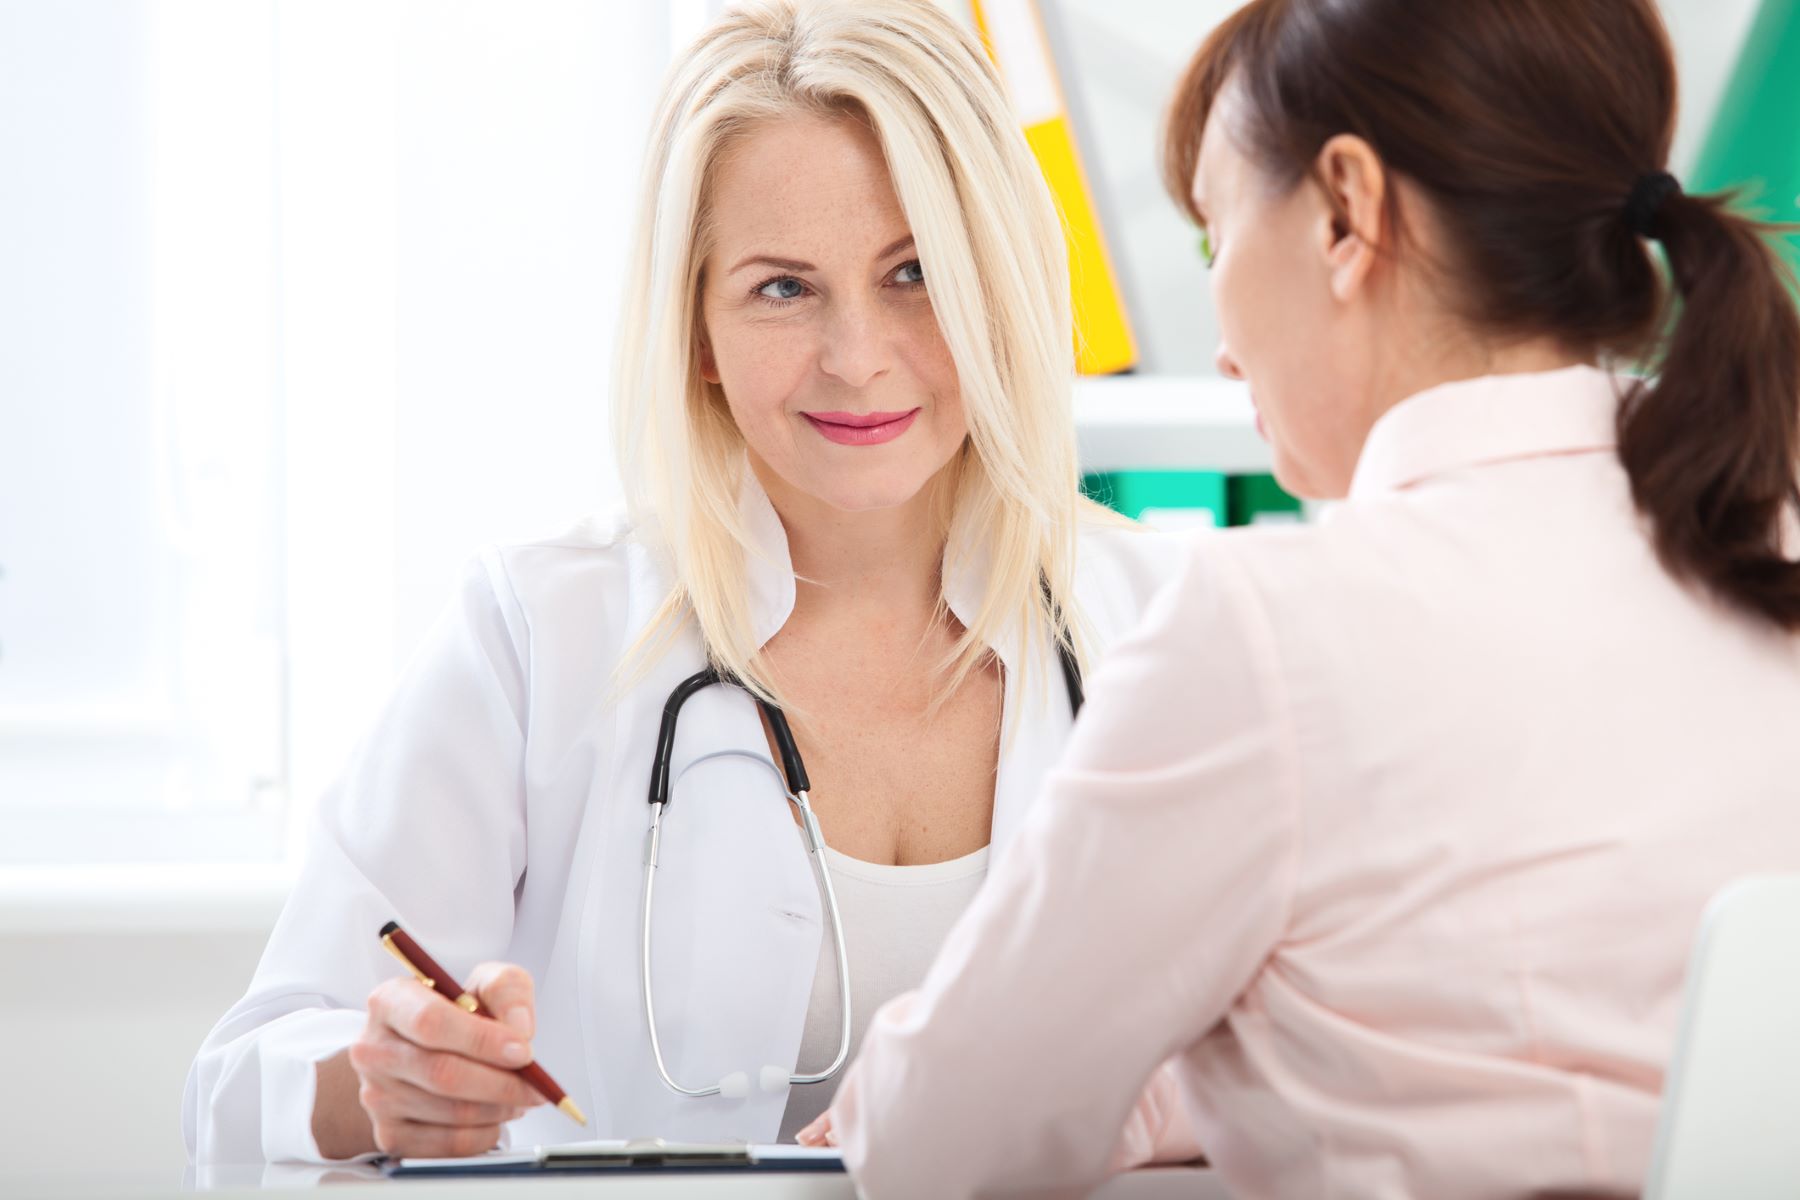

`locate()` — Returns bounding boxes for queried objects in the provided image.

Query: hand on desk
[795,1112,838,1148]
[314,961,547,1160]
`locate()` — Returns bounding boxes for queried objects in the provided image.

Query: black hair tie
[1624,171,1681,240]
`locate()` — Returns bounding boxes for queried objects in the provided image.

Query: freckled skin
[698,113,1002,868]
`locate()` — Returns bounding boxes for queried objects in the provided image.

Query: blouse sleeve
[831,535,1301,1198]
[183,550,531,1164]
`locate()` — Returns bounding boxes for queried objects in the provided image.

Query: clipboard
[383,1138,845,1177]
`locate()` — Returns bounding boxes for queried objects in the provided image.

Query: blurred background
[0,0,1794,1176]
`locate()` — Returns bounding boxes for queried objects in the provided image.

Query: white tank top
[776,843,990,1142]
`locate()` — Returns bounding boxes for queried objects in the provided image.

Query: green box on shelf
[1228,473,1303,525]
[1082,470,1228,529]
[1083,470,1300,528]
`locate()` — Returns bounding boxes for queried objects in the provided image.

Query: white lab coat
[183,481,1185,1163]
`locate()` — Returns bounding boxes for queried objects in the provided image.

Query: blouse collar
[1350,364,1623,499]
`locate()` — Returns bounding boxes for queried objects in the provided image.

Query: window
[3,0,675,866]
[1,1,284,864]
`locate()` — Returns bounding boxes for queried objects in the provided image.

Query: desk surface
[3,1164,1230,1199]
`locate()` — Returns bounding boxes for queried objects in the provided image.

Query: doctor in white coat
[185,0,1185,1165]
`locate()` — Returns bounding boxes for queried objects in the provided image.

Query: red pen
[378,920,587,1126]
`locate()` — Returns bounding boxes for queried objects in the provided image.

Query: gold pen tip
[557,1097,588,1126]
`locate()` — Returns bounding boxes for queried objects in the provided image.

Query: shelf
[1073,374,1271,475]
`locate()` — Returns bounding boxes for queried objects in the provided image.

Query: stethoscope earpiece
[711,1066,790,1103]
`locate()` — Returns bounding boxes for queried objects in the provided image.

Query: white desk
[2,1164,1231,1199]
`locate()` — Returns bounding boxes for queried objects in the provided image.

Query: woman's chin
[796,467,941,515]
[1266,449,1341,505]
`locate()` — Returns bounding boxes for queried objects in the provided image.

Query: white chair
[1645,874,1800,1200]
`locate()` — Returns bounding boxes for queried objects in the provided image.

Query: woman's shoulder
[1076,512,1191,580]
[1071,510,1202,645]
[472,506,667,644]
[486,506,637,575]
[1071,510,1351,654]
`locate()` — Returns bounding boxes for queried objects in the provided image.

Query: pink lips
[802,409,920,446]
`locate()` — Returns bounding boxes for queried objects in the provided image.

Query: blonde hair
[612,0,1102,708]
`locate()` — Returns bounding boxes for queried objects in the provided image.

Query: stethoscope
[640,619,1085,1100]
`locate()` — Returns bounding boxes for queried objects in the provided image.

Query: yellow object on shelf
[971,0,1138,375]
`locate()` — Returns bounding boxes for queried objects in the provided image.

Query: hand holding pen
[341,921,586,1159]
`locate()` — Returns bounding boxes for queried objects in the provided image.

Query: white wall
[0,867,289,1175]
[389,0,650,653]
[285,0,663,817]
[1,930,271,1177]
[0,0,668,1173]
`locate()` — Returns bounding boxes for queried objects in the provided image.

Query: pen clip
[381,933,437,991]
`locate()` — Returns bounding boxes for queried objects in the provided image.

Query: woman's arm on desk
[184,553,535,1164]
[798,1058,1201,1168]
[829,541,1297,1198]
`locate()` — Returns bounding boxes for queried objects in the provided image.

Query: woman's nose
[819,301,891,389]
[1214,344,1245,381]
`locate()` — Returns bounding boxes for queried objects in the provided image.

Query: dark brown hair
[1164,0,1800,630]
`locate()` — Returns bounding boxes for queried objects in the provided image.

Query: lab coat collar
[738,468,1022,672]
[740,476,799,652]
[1349,364,1623,499]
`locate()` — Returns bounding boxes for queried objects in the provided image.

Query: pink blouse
[831,365,1800,1198]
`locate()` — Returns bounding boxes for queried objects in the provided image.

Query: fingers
[357,1076,527,1129]
[466,962,536,1039]
[795,1112,837,1147]
[350,1033,544,1110]
[367,976,532,1071]
[355,962,548,1160]
[368,1116,506,1160]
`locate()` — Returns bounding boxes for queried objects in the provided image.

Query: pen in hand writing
[378,920,588,1127]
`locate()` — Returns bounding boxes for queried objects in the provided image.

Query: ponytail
[1618,189,1800,629]
[1159,0,1800,631]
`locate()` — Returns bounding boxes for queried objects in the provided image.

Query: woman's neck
[1383,334,1591,408]
[751,459,948,621]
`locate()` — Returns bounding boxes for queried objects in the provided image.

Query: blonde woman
[184,0,1182,1163]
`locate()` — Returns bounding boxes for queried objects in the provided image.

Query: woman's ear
[1314,133,1387,304]
[697,327,721,385]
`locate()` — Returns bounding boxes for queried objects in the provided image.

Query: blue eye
[893,259,925,285]
[755,276,808,303]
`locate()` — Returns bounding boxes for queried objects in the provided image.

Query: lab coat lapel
[987,657,1074,864]
[939,529,1077,866]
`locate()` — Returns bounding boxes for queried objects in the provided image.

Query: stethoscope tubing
[640,617,1081,1098]
[642,749,852,1098]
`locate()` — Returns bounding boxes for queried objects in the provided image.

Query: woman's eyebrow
[729,253,816,274]
[726,234,916,276]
